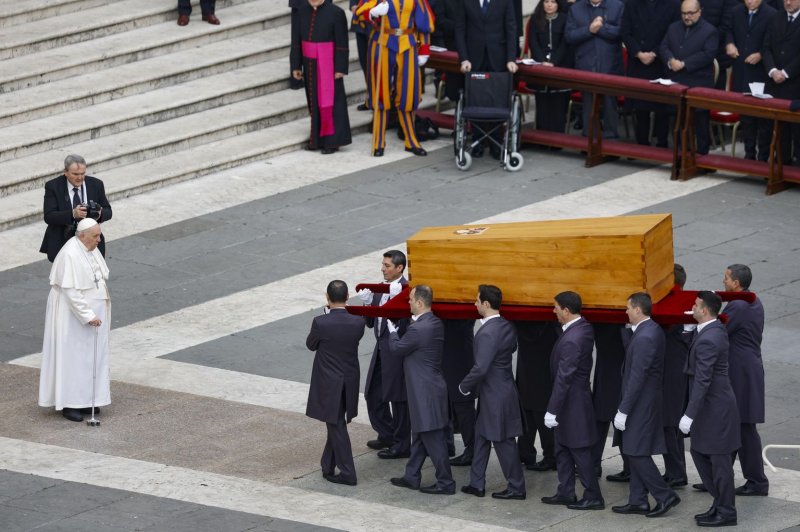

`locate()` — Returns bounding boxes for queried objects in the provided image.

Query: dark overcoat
[762,9,800,99]
[455,0,518,71]
[364,277,409,402]
[724,296,765,423]
[725,3,776,92]
[658,18,718,88]
[565,0,625,75]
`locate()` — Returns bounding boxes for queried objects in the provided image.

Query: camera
[83,200,102,220]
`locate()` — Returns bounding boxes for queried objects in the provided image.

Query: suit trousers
[778,122,800,165]
[741,115,771,161]
[691,448,736,519]
[555,434,602,501]
[582,93,619,139]
[365,352,395,445]
[178,0,215,15]
[446,400,476,459]
[518,408,554,464]
[662,426,687,482]
[390,401,411,454]
[733,423,769,493]
[634,109,669,147]
[355,32,371,108]
[470,434,525,493]
[626,455,675,506]
[403,428,455,490]
[321,407,356,483]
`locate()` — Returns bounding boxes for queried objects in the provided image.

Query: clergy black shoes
[696,512,737,527]
[606,470,631,482]
[449,453,472,466]
[541,494,577,505]
[61,408,83,422]
[377,448,410,459]
[611,503,650,515]
[390,477,418,490]
[528,459,557,471]
[373,148,384,157]
[324,473,356,486]
[461,485,485,497]
[492,489,526,500]
[567,498,605,510]
[646,494,680,518]
[420,484,455,495]
[366,439,392,450]
[735,484,768,496]
[405,147,427,156]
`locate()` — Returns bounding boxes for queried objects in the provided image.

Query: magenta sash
[302,40,335,137]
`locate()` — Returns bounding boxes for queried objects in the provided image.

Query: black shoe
[491,489,526,500]
[528,459,557,471]
[321,147,337,155]
[646,494,680,518]
[420,484,455,495]
[696,512,737,527]
[606,470,631,482]
[373,148,384,157]
[472,144,484,158]
[448,446,456,457]
[567,498,605,510]
[357,103,370,111]
[461,485,485,497]
[366,439,392,450]
[450,453,472,466]
[735,484,768,496]
[541,494,577,505]
[390,477,418,490]
[611,503,650,515]
[405,146,427,156]
[289,77,303,90]
[695,507,717,520]
[663,476,688,488]
[323,473,356,486]
[79,407,100,415]
[693,482,709,492]
[378,448,410,459]
[61,408,83,422]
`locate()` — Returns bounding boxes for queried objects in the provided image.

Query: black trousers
[626,455,674,506]
[634,109,669,147]
[534,91,569,133]
[321,400,356,482]
[518,408,554,464]
[445,400,476,458]
[355,32,371,107]
[470,434,525,493]
[555,433,602,501]
[178,0,215,15]
[733,422,769,493]
[402,428,455,490]
[741,115,771,161]
[365,353,410,453]
[662,425,687,482]
[692,448,737,520]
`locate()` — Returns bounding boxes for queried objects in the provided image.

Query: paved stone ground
[1,136,799,531]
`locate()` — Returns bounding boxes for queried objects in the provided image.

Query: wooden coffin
[406,214,674,309]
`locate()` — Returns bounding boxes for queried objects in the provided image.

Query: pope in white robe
[39,218,111,421]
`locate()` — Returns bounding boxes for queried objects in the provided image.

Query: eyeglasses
[681,9,699,15]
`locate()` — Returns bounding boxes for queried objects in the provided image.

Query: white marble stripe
[0,437,521,532]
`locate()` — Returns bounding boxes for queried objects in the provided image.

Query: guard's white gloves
[679,414,693,434]
[357,288,373,304]
[370,1,389,18]
[387,319,398,334]
[544,412,558,428]
[418,55,429,66]
[614,410,627,431]
[388,281,402,298]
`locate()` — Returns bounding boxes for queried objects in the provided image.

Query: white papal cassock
[39,236,111,410]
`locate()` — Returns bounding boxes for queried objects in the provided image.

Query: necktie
[481,0,489,14]
[789,14,795,23]
[72,187,81,208]
[748,11,754,27]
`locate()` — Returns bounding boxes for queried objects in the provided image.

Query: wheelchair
[453,71,524,172]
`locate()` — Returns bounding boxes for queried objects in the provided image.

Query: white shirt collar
[480,313,501,325]
[631,317,651,332]
[696,318,717,332]
[562,316,581,331]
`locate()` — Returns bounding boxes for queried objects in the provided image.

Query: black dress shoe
[611,503,651,515]
[61,408,83,422]
[528,459,557,471]
[646,494,680,518]
[449,453,472,466]
[606,470,631,482]
[461,485,485,497]
[696,512,737,527]
[735,484,768,496]
[663,476,688,488]
[541,494,577,505]
[420,484,455,495]
[79,407,100,414]
[695,507,717,520]
[491,489,526,500]
[373,148,384,157]
[567,498,605,510]
[693,482,709,492]
[357,103,370,111]
[378,448,410,459]
[323,473,356,486]
[390,477,418,490]
[321,147,337,155]
[405,146,427,156]
[366,439,392,450]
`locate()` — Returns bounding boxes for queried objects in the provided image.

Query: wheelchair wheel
[454,91,466,157]
[506,151,523,172]
[508,95,522,153]
[456,151,472,171]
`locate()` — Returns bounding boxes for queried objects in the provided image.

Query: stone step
[0,0,113,29]
[0,0,290,93]
[0,0,255,60]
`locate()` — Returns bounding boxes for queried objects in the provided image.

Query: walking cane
[87,326,100,427]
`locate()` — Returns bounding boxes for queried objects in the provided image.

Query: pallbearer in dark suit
[459,285,526,500]
[723,264,769,496]
[542,291,604,510]
[612,293,681,518]
[305,280,366,486]
[386,286,455,495]
[681,291,740,528]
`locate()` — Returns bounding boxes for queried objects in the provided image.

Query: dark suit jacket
[762,9,800,99]
[528,12,572,68]
[565,0,625,75]
[364,276,409,402]
[662,323,692,427]
[621,0,680,80]
[432,0,461,49]
[659,18,718,87]
[725,3,776,91]
[387,312,449,433]
[455,0,518,71]
[617,319,666,456]
[515,321,559,410]
[40,174,112,262]
[547,317,598,448]
[684,320,741,455]
[724,295,765,423]
[442,319,475,403]
[591,323,626,422]
[305,308,365,424]
[460,316,523,441]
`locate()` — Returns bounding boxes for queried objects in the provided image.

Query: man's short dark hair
[383,250,406,272]
[327,280,348,303]
[555,291,582,314]
[674,263,686,288]
[628,292,653,316]
[478,284,503,310]
[412,284,433,307]
[697,290,722,317]
[727,263,752,290]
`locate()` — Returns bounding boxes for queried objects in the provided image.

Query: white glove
[418,55,429,67]
[369,1,389,18]
[357,288,373,304]
[679,414,693,435]
[388,281,402,298]
[544,412,558,428]
[387,319,398,334]
[613,410,627,431]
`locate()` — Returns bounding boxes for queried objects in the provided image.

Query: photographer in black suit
[40,155,112,263]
